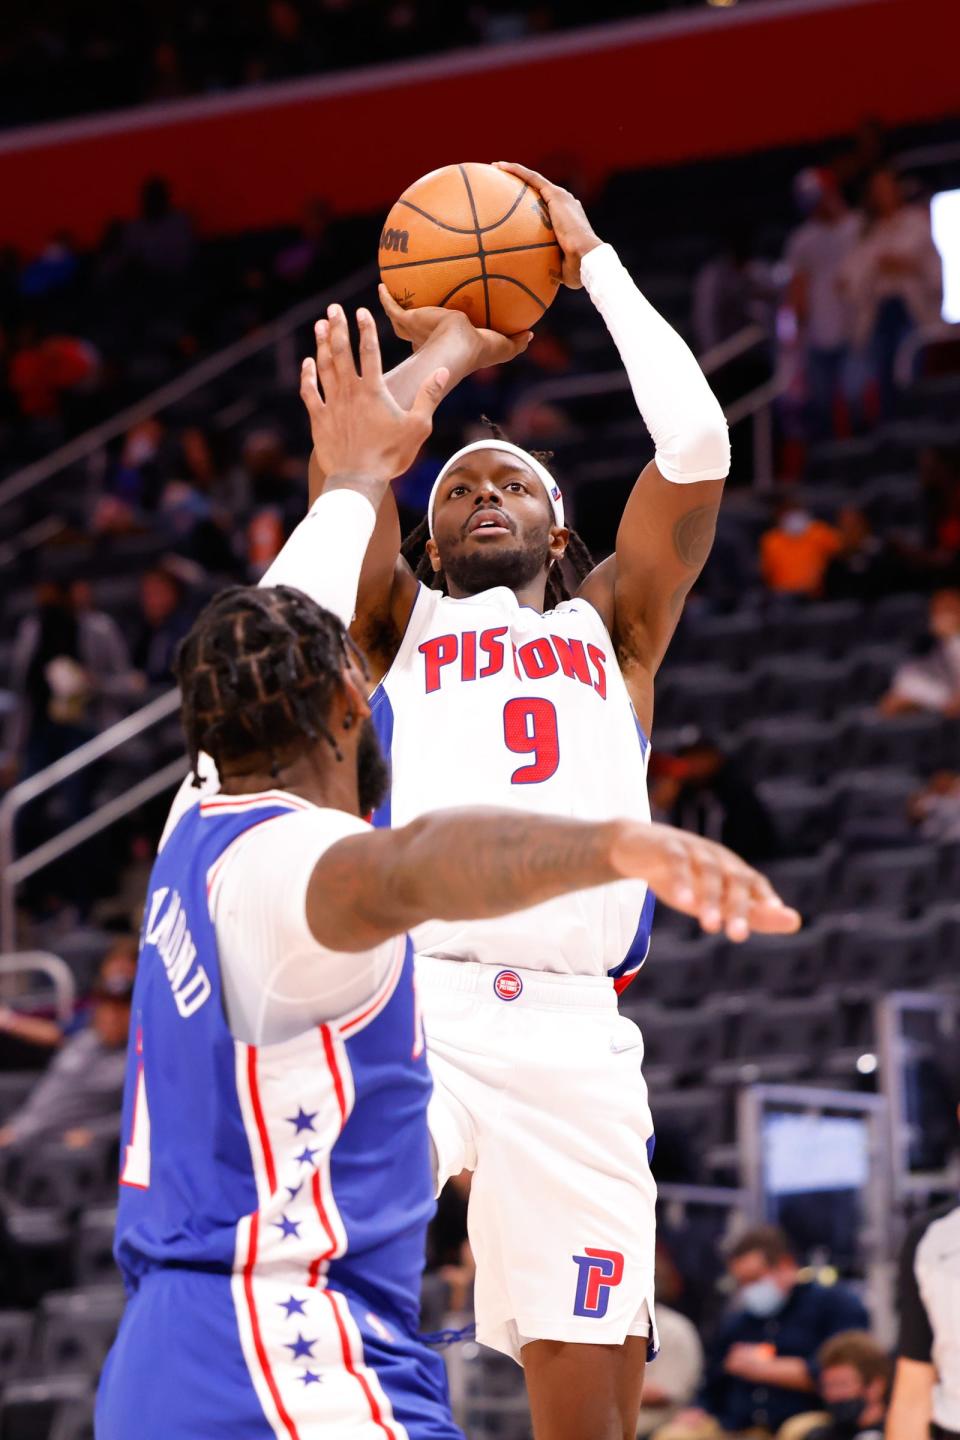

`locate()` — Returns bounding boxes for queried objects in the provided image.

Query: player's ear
[425,538,442,574]
[548,525,569,562]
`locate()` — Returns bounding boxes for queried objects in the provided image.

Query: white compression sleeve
[259,487,377,627]
[580,243,730,484]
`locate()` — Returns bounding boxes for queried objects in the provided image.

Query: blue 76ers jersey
[371,583,655,989]
[114,797,435,1332]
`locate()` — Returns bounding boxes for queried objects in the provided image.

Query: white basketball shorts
[416,956,659,1364]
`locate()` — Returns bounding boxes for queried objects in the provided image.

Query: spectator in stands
[273,198,333,297]
[785,169,862,440]
[640,1305,705,1436]
[692,227,772,354]
[131,556,201,688]
[760,501,842,598]
[909,770,960,842]
[841,169,942,420]
[5,578,138,785]
[0,940,135,1154]
[776,1331,890,1439]
[823,506,903,601]
[886,1049,960,1439]
[122,177,194,279]
[879,588,960,716]
[661,1225,869,1439]
[650,736,780,865]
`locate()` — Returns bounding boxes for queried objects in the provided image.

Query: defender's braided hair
[400,420,595,609]
[175,585,366,785]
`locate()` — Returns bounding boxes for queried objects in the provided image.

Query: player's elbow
[656,406,730,485]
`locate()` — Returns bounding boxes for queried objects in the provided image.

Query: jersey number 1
[503,698,560,784]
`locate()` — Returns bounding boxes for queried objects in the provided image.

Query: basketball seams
[458,163,490,329]
[438,271,548,314]
[394,180,536,237]
[381,240,561,273]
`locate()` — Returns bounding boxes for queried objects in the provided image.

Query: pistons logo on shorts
[493,970,523,1002]
[571,1249,624,1318]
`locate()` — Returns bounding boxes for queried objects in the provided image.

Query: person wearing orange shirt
[760,503,843,597]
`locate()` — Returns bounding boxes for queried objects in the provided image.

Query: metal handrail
[0,262,377,514]
[0,951,76,1024]
[516,322,768,411]
[0,688,181,951]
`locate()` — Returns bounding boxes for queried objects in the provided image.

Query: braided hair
[175,585,365,785]
[400,420,595,609]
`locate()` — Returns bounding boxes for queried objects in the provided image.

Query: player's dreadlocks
[400,420,595,609]
[175,585,366,785]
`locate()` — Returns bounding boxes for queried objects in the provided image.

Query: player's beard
[441,533,551,596]
[357,717,390,817]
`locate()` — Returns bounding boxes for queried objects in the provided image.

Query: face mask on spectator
[780,508,812,536]
[739,1276,786,1317]
[825,1396,866,1432]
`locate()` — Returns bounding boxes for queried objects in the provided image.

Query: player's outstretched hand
[611,822,801,942]
[300,304,449,483]
[493,161,603,289]
[378,284,532,366]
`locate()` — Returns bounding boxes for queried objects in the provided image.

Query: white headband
[427,439,564,538]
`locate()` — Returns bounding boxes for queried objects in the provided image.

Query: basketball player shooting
[296,168,795,1440]
[97,310,797,1440]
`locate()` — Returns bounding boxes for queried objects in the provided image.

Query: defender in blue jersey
[97,309,799,1440]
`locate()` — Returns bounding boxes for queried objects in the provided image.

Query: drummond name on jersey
[143,885,212,1018]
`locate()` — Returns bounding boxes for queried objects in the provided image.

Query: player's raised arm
[308,295,531,682]
[306,811,799,953]
[495,162,730,728]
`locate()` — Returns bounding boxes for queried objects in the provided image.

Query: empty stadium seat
[755,781,836,854]
[711,998,844,1083]
[653,668,756,734]
[0,1074,39,1124]
[737,718,839,784]
[0,1377,93,1440]
[622,1007,727,1082]
[846,711,949,775]
[73,1207,119,1288]
[834,769,918,843]
[35,1286,125,1378]
[835,913,942,993]
[866,592,930,646]
[840,846,940,917]
[48,1396,95,1440]
[0,1314,31,1387]
[677,613,770,673]
[777,601,864,659]
[631,937,726,1008]
[764,849,839,917]
[725,924,838,998]
[650,1089,731,1152]
[8,1141,112,1212]
[753,658,860,721]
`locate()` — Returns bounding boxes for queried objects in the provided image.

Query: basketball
[379,162,563,336]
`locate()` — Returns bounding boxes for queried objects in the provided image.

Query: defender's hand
[379,285,532,366]
[611,821,801,942]
[494,161,603,289]
[300,304,448,483]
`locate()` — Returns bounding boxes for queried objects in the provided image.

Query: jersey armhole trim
[370,580,431,702]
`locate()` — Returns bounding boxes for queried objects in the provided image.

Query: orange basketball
[379,162,562,336]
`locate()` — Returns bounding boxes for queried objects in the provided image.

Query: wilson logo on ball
[493,970,523,1002]
[380,228,410,254]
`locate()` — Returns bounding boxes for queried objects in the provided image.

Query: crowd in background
[1,0,731,130]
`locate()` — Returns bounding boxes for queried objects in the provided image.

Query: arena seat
[754,781,836,854]
[711,997,844,1083]
[763,849,839,917]
[652,668,757,734]
[620,1006,727,1082]
[0,1074,40,1124]
[839,846,941,916]
[846,711,950,775]
[0,1314,31,1387]
[676,612,771,673]
[725,924,836,999]
[631,937,726,1008]
[72,1207,119,1288]
[833,769,918,844]
[736,718,839,785]
[48,1395,95,1440]
[0,1376,93,1440]
[650,1089,732,1152]
[776,602,864,660]
[752,658,861,722]
[34,1286,125,1378]
[8,1142,113,1212]
[834,913,942,993]
[865,591,932,645]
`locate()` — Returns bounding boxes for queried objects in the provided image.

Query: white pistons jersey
[370,583,654,984]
